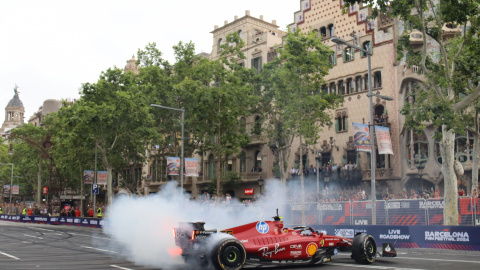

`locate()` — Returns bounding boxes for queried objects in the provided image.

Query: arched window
[253,116,262,135]
[237,30,243,39]
[240,117,246,133]
[335,113,348,132]
[343,47,354,62]
[227,155,233,171]
[373,71,382,88]
[404,81,420,103]
[255,151,262,171]
[327,24,334,37]
[320,27,327,37]
[360,41,372,57]
[239,151,246,172]
[321,84,328,94]
[374,105,387,125]
[208,154,215,180]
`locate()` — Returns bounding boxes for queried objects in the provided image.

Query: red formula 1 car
[173,210,396,270]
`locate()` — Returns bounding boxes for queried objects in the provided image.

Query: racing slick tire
[351,233,377,264]
[211,238,246,270]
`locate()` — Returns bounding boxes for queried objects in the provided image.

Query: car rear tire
[211,238,246,270]
[351,233,377,264]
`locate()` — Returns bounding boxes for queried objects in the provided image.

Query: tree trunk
[440,126,459,225]
[36,157,42,205]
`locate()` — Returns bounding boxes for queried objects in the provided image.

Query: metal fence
[287,197,480,226]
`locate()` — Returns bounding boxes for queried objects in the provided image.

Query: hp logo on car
[256,221,269,234]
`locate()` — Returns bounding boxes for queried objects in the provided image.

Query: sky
[0,0,299,124]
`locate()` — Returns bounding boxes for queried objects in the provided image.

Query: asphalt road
[1,221,479,270]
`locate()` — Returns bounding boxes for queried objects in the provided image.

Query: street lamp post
[316,150,322,194]
[0,163,14,203]
[258,175,264,195]
[150,104,185,191]
[331,36,393,225]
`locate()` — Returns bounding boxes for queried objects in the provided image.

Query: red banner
[244,188,254,195]
[43,187,48,195]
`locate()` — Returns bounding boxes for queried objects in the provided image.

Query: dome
[7,89,24,108]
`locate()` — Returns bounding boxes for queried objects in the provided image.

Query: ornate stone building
[1,85,25,140]
[286,0,402,197]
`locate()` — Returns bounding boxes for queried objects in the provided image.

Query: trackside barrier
[312,224,480,251]
[0,214,103,228]
[290,197,480,226]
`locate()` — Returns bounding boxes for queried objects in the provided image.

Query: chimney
[260,15,264,20]
[214,25,218,30]
[272,20,277,25]
[234,15,238,20]
[224,20,228,25]
[245,10,250,16]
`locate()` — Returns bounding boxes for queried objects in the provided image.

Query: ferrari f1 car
[173,210,396,270]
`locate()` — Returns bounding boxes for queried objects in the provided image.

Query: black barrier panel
[0,215,102,228]
[312,224,480,251]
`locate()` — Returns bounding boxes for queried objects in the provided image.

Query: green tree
[260,29,343,223]
[343,0,480,225]
[59,67,157,204]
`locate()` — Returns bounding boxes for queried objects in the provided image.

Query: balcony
[362,168,394,180]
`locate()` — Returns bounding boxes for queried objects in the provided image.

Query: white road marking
[28,227,54,232]
[110,265,134,270]
[0,250,20,260]
[24,234,43,239]
[70,232,111,240]
[398,256,480,264]
[81,245,118,254]
[330,263,426,270]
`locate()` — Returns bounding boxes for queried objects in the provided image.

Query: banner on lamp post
[185,158,198,177]
[97,171,108,185]
[83,170,94,184]
[3,185,10,194]
[352,123,371,152]
[375,125,394,155]
[167,157,180,175]
[43,187,48,195]
[12,185,19,195]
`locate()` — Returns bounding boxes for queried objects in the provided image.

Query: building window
[227,155,233,172]
[238,30,243,39]
[327,24,334,37]
[335,114,348,132]
[406,131,428,168]
[253,116,262,135]
[360,41,372,57]
[343,47,354,62]
[254,151,262,171]
[320,27,327,37]
[338,80,345,95]
[251,56,262,74]
[329,52,337,65]
[373,71,382,88]
[346,78,355,94]
[355,76,363,92]
[330,82,336,94]
[405,81,419,103]
[208,154,215,180]
[321,84,328,94]
[240,117,246,133]
[239,151,246,172]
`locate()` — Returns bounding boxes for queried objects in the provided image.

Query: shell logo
[306,242,318,256]
[319,239,325,247]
